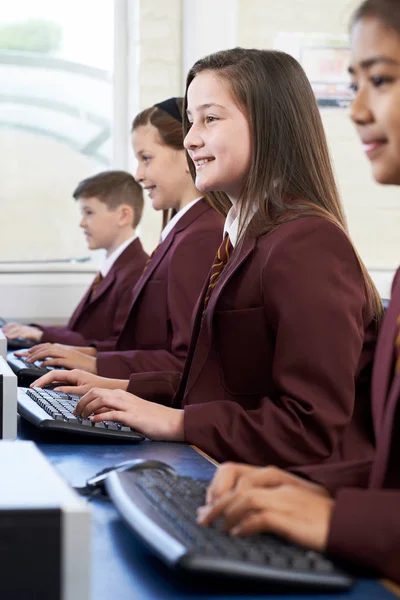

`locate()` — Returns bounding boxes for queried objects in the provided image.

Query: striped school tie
[203,234,233,315]
[90,272,103,300]
[395,315,400,373]
[140,244,160,278]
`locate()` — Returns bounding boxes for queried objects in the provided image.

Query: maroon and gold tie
[90,272,103,300]
[140,244,160,278]
[203,234,233,315]
[395,315,400,373]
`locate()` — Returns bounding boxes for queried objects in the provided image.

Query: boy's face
[78,196,121,254]
[349,16,400,185]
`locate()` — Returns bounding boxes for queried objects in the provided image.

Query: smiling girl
[36,49,381,472]
[197,0,400,583]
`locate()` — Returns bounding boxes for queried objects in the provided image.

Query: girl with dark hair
[198,0,400,583]
[37,48,378,470]
[21,98,227,376]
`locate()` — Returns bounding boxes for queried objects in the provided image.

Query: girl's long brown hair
[132,98,230,230]
[183,47,383,324]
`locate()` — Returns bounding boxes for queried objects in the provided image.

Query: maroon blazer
[38,238,148,346]
[127,217,377,468]
[300,269,400,583]
[95,199,225,378]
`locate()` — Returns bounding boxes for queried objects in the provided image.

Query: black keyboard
[106,466,354,591]
[17,387,145,442]
[7,351,54,386]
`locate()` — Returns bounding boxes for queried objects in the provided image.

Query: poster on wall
[274,33,351,108]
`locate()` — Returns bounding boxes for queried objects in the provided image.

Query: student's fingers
[17,344,55,362]
[40,358,70,368]
[52,384,87,395]
[31,368,83,389]
[74,388,115,417]
[234,466,330,496]
[90,410,129,424]
[2,323,24,338]
[14,349,30,357]
[203,486,333,553]
[197,493,236,525]
[230,502,331,553]
[206,463,257,505]
[199,486,290,529]
[207,465,329,507]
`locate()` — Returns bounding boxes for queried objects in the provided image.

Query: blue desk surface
[18,419,397,600]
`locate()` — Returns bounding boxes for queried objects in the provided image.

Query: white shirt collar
[160,197,202,242]
[223,206,239,247]
[223,205,258,247]
[100,233,138,277]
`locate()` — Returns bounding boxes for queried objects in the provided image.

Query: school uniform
[294,269,400,583]
[37,236,148,346]
[94,198,225,378]
[127,213,377,468]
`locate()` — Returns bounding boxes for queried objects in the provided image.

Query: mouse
[86,458,177,493]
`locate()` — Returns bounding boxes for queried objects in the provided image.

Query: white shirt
[100,234,138,277]
[223,206,240,247]
[223,205,258,247]
[160,197,202,242]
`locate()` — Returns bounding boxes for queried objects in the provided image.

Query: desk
[18,419,398,600]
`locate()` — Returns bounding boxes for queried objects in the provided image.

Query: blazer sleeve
[184,220,373,466]
[39,324,91,346]
[96,230,219,378]
[327,488,400,583]
[289,458,373,496]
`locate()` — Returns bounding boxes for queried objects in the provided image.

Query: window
[0,0,114,261]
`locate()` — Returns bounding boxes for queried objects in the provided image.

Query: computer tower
[0,356,17,439]
[0,330,7,359]
[0,442,90,600]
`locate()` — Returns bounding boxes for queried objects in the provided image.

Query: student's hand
[2,322,43,342]
[31,369,129,396]
[197,481,335,553]
[69,346,98,357]
[15,343,97,372]
[74,388,185,441]
[204,463,330,506]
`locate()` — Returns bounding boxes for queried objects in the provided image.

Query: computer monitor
[0,356,17,439]
[0,330,7,359]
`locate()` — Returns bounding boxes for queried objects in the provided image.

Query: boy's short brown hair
[73,170,143,228]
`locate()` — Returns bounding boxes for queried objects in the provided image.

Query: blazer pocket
[135,281,169,347]
[214,306,273,396]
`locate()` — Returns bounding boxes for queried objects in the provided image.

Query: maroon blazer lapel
[127,199,211,312]
[369,272,400,487]
[371,280,400,435]
[68,238,144,330]
[183,236,256,398]
[370,373,400,488]
[68,286,93,329]
[68,272,115,330]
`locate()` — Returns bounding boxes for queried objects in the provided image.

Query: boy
[3,170,148,347]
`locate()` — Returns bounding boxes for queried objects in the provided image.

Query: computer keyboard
[17,387,145,442]
[106,466,354,591]
[7,351,55,386]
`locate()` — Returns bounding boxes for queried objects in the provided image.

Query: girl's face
[184,71,251,205]
[132,123,189,211]
[350,16,400,185]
